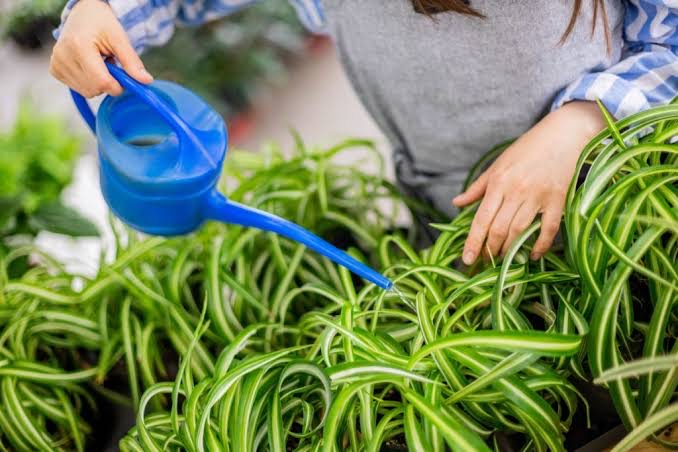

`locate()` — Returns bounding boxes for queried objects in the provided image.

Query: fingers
[49,50,76,86]
[52,36,148,98]
[461,189,564,264]
[109,27,153,84]
[49,37,79,88]
[531,201,564,260]
[485,199,522,257]
[453,172,489,207]
[501,201,539,256]
[51,36,119,97]
[78,45,124,96]
[462,189,503,265]
[48,0,152,98]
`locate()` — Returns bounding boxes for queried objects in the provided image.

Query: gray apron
[320,0,624,229]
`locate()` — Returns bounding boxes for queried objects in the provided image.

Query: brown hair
[412,0,612,50]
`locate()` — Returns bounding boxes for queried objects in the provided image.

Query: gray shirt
[321,0,624,216]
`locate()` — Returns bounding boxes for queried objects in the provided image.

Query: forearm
[552,101,606,142]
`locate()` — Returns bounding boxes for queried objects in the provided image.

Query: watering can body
[92,79,226,235]
[70,63,392,290]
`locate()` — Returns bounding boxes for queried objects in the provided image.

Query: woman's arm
[50,0,325,97]
[454,0,677,265]
[553,0,677,118]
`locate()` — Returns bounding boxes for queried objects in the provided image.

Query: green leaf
[611,403,678,452]
[595,355,678,384]
[28,202,98,237]
[402,389,490,452]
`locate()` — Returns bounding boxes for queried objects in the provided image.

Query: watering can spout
[204,192,393,290]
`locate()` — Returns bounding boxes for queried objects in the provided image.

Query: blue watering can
[71,63,392,290]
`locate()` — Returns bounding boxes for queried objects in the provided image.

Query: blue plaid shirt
[57,0,677,118]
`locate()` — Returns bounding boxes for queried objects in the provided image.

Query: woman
[50,0,678,265]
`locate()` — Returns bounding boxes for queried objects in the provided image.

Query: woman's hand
[453,101,605,264]
[49,0,153,97]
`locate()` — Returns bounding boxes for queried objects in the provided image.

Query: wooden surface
[604,423,678,451]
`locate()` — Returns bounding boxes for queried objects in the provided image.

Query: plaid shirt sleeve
[553,0,678,118]
[54,0,326,54]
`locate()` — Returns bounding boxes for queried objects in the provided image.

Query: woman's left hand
[453,101,606,265]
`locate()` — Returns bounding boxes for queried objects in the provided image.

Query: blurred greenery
[3,0,308,119]
[1,0,65,49]
[0,102,98,255]
[143,1,307,119]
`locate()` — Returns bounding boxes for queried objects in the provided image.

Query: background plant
[140,0,308,120]
[0,0,64,49]
[0,102,98,277]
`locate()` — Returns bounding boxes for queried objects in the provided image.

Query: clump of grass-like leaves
[120,212,586,451]
[565,99,678,450]
[119,153,593,451]
[1,101,676,451]
[0,139,408,451]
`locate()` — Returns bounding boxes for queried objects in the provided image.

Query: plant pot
[576,423,678,452]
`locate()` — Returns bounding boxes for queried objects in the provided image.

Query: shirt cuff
[551,72,651,119]
[53,0,157,54]
[52,0,80,40]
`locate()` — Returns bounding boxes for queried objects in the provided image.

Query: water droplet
[389,283,416,311]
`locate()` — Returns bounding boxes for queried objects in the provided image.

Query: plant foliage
[0,102,676,451]
[0,103,97,249]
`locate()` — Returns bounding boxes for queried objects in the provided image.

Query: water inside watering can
[110,91,177,149]
[126,135,167,147]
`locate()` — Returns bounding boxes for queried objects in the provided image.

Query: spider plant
[121,162,590,451]
[1,100,675,450]
[120,101,676,451]
[120,222,585,451]
[564,99,678,451]
[0,138,409,451]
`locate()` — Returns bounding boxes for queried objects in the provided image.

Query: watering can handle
[70,62,198,150]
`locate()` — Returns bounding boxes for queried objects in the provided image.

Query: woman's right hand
[49,0,153,97]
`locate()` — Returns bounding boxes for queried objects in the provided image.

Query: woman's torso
[320,0,625,216]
